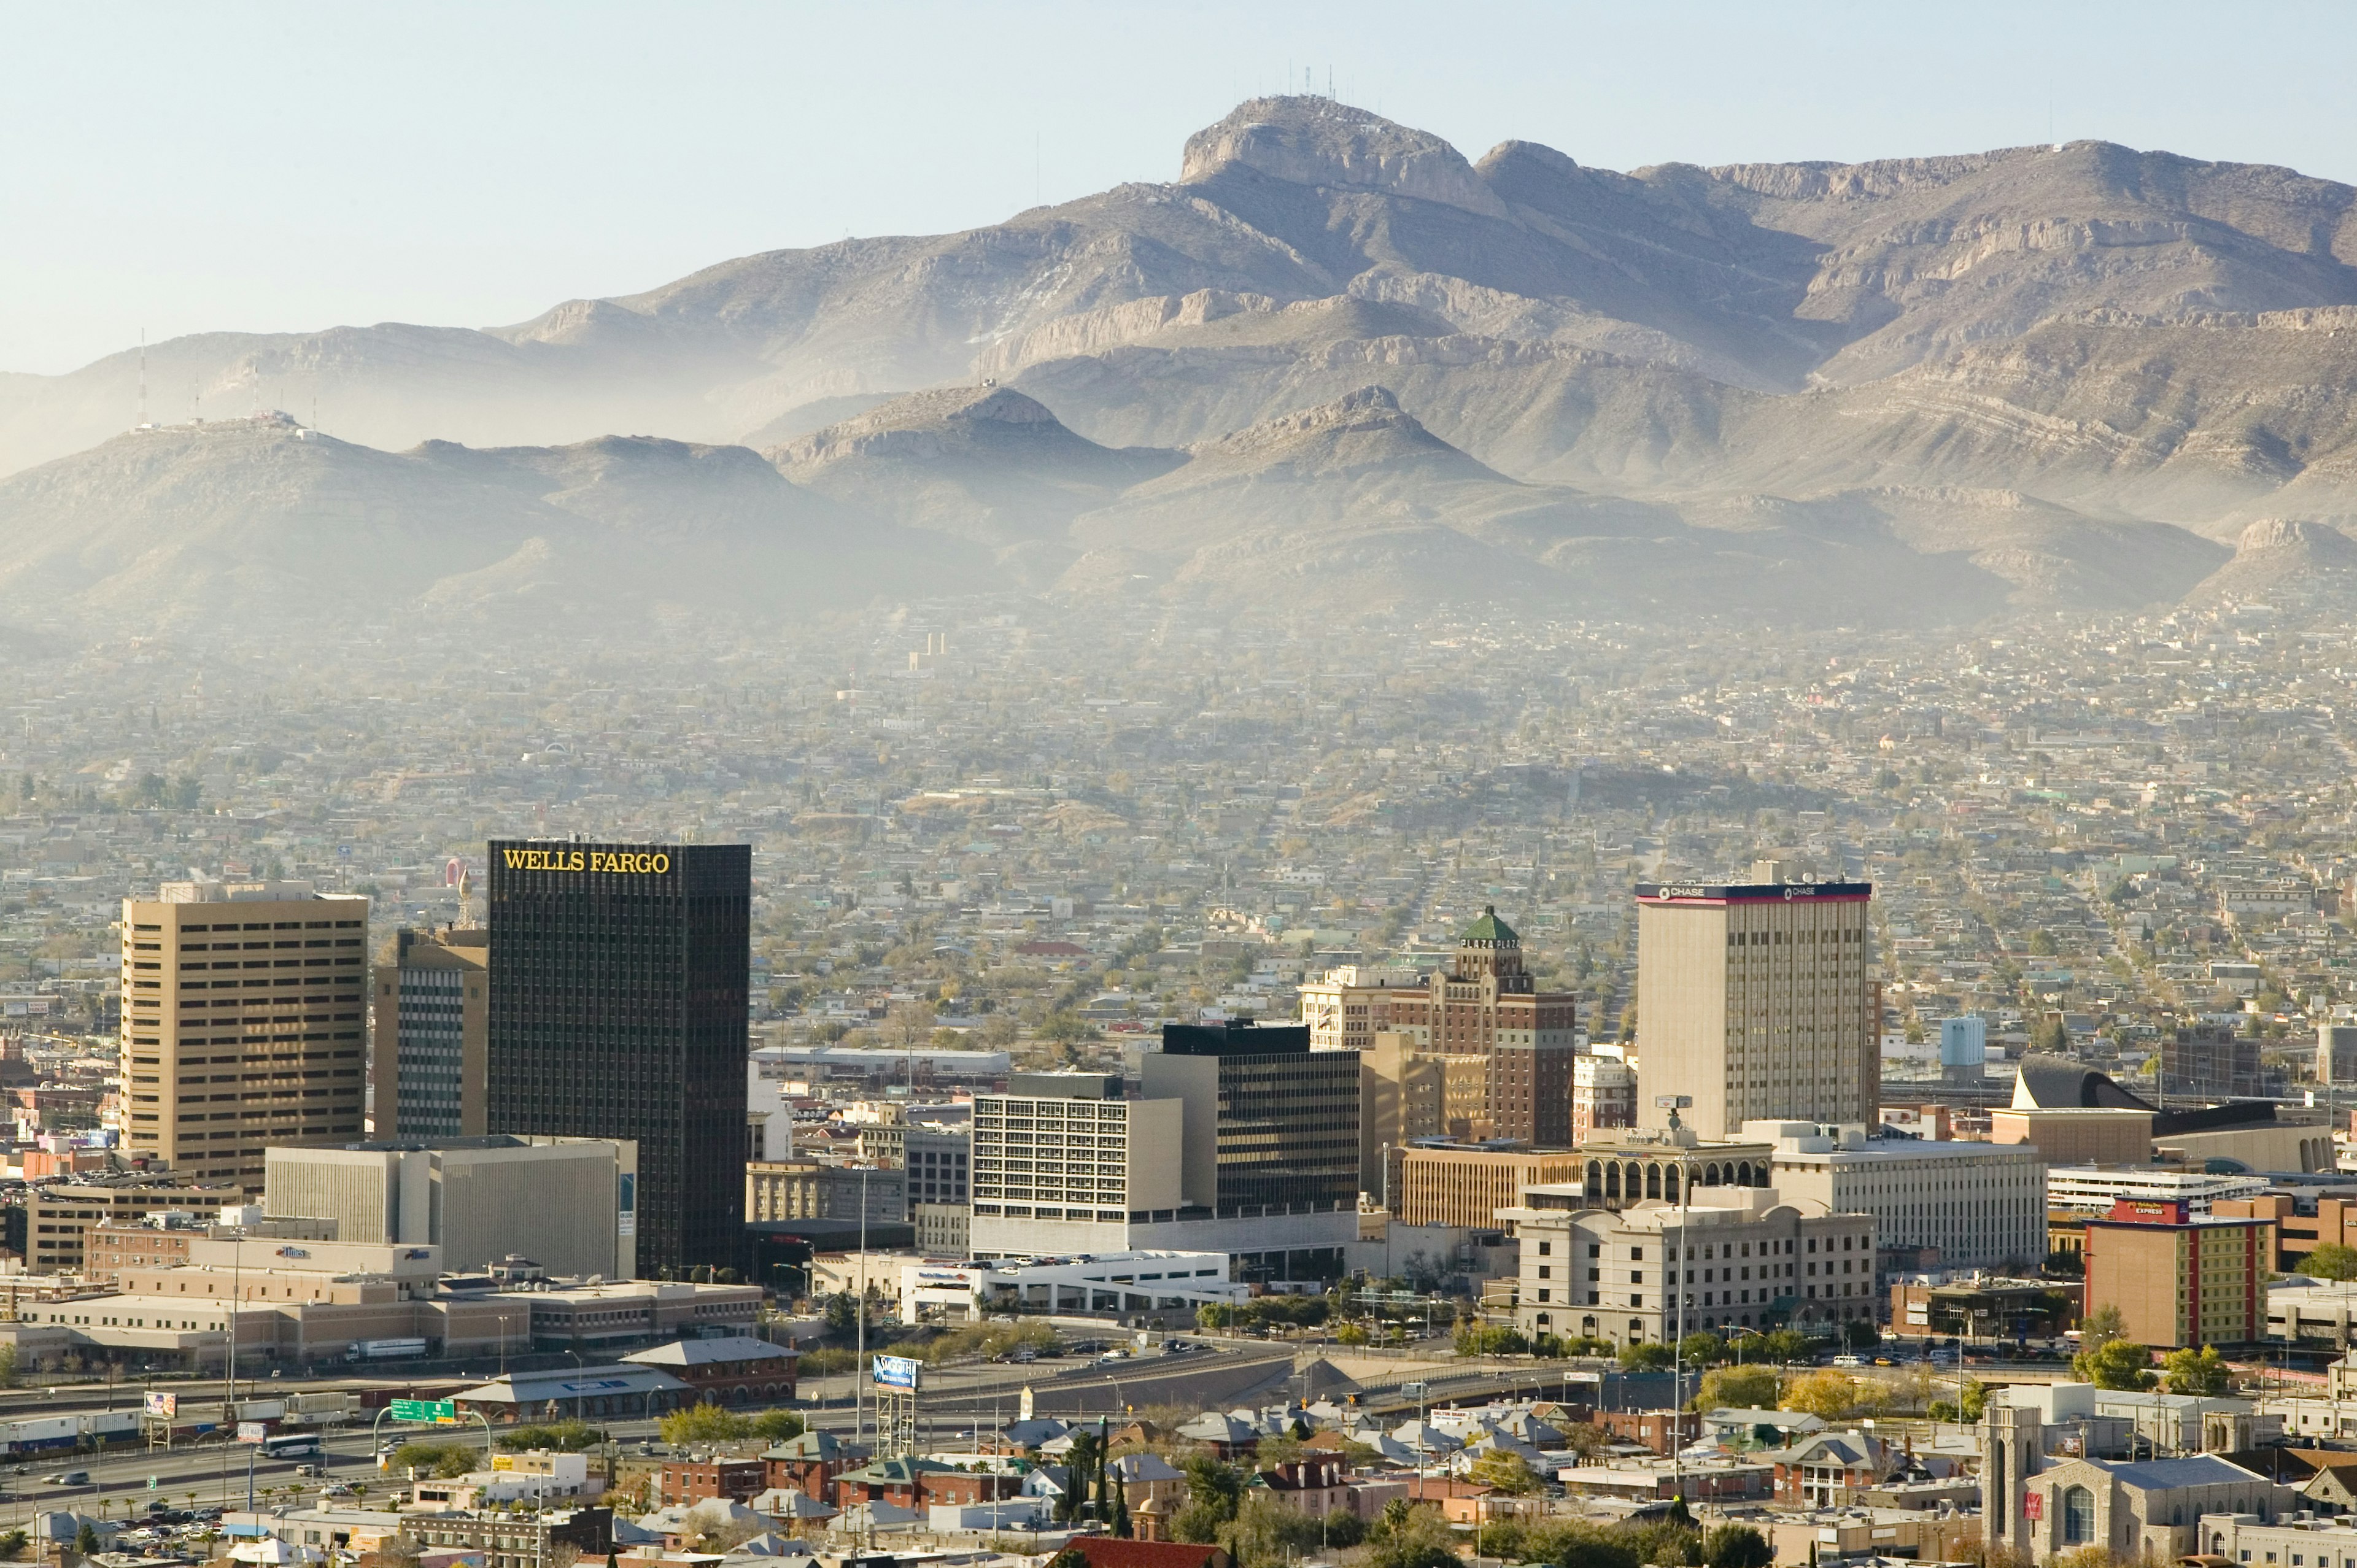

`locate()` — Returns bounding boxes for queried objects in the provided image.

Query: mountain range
[9,95,2357,628]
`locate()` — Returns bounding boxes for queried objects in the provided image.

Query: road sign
[872,1354,921,1391]
[389,1399,457,1423]
[147,1477,157,1491]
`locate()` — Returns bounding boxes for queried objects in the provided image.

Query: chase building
[486,840,749,1276]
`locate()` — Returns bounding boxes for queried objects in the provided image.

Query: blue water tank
[1938,1015,1987,1067]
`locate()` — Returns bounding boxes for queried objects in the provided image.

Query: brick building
[658,1458,766,1506]
[2084,1197,2273,1350]
[622,1334,797,1404]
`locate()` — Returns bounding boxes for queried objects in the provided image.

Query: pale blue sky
[3,0,2350,374]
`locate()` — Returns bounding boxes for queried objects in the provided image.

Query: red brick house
[659,1458,767,1505]
[837,1457,1022,1510]
[624,1335,799,1404]
[764,1430,858,1504]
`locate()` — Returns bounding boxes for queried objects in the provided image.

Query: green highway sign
[389,1399,457,1423]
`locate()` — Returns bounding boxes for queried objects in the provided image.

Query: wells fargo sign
[499,848,670,874]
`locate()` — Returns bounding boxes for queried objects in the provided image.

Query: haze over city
[0,7,2355,1568]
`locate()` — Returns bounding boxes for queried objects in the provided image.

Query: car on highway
[45,1472,89,1486]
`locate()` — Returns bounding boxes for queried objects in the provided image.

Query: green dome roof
[1460,905,1519,944]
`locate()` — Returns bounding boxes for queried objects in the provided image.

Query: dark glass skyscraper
[485,840,749,1275]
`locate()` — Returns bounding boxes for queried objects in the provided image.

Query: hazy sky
[4,0,2351,374]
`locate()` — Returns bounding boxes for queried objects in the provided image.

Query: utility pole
[1655,1095,1693,1507]
[856,1165,869,1450]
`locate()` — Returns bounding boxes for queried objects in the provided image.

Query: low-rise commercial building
[1500,1182,1876,1345]
[745,1160,907,1230]
[452,1364,690,1423]
[516,1278,762,1351]
[1990,1108,2153,1167]
[1395,1146,1584,1230]
[2048,1165,2269,1214]
[902,1250,1248,1321]
[85,1209,334,1279]
[622,1334,797,1404]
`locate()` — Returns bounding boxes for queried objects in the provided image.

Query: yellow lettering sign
[498,848,671,874]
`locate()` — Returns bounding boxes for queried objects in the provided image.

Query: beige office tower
[1635,869,1876,1137]
[1358,1031,1442,1203]
[119,881,370,1190]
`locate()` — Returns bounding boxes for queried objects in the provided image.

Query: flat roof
[1772,1140,2043,1164]
[1636,881,1871,905]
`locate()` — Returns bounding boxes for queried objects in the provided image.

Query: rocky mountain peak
[1179,96,1509,218]
[2234,516,2357,556]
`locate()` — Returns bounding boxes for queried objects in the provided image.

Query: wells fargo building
[486,840,749,1275]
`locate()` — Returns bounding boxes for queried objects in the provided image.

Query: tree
[1958,1377,1987,1421]
[2075,1338,2157,1391]
[1679,1330,1725,1366]
[1702,1524,1774,1568]
[659,1404,754,1445]
[74,1524,98,1555]
[1368,1503,1459,1568]
[1842,1319,1881,1351]
[497,1419,605,1452]
[1059,1429,1102,1524]
[750,1409,806,1442]
[1107,1470,1131,1539]
[1759,1328,1809,1364]
[1692,1364,1779,1414]
[824,1291,861,1339]
[2302,1243,2357,1281]
[1171,1455,1242,1543]
[2078,1303,2126,1354]
[390,1441,476,1479]
[2161,1345,2232,1397]
[1468,1449,1539,1495]
[1781,1370,1860,1421]
[0,1529,27,1561]
[1619,1341,1675,1372]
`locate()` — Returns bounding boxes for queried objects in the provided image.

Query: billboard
[144,1392,176,1419]
[872,1354,921,1391]
[236,1423,267,1445]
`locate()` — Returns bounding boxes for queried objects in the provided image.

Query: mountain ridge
[10,95,2357,627]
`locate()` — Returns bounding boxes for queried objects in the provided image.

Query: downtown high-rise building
[1635,866,1878,1137]
[118,880,370,1188]
[1302,908,1577,1146]
[371,924,489,1138]
[484,840,748,1276]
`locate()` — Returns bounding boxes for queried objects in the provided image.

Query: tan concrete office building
[1396,1146,1585,1229]
[372,925,488,1137]
[1635,870,1876,1137]
[120,881,370,1189]
[1357,1032,1442,1201]
[265,1136,636,1281]
[1991,1107,2153,1166]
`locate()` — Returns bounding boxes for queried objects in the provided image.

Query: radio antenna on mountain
[137,330,146,428]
